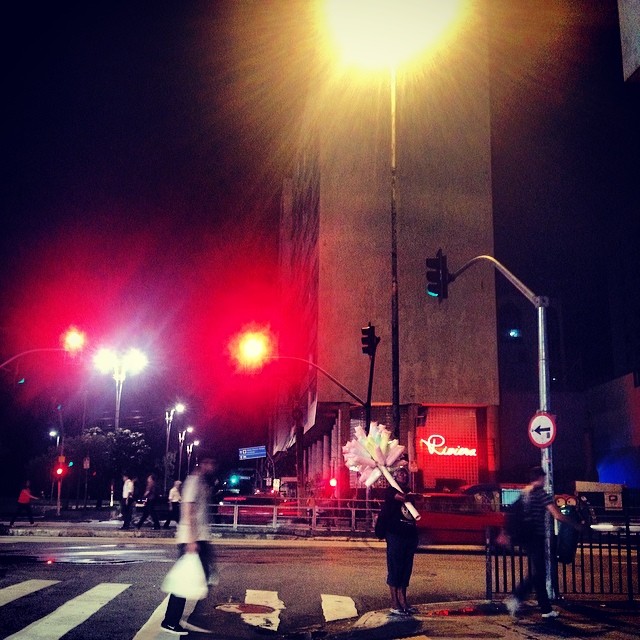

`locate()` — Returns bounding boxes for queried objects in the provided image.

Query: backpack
[505,492,533,546]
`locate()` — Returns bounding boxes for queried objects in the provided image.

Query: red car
[413,485,512,546]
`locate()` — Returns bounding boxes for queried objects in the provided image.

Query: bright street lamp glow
[94,348,119,374]
[231,328,274,369]
[322,0,463,69]
[122,348,148,375]
[94,346,148,431]
[94,347,148,377]
[61,327,86,354]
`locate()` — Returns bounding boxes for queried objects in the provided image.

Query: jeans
[514,535,551,613]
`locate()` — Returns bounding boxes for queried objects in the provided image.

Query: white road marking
[0,580,59,607]
[321,593,358,621]
[242,589,285,630]
[5,582,130,639]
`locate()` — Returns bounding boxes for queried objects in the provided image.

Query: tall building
[271,3,499,497]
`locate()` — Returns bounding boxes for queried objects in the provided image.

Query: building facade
[270,4,499,498]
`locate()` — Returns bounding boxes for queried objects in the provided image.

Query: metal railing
[486,522,640,602]
[208,497,380,534]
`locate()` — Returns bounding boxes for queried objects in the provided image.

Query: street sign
[239,445,267,461]
[528,412,556,448]
[83,456,90,470]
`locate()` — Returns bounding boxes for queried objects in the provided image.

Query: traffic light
[361,324,380,356]
[426,249,449,299]
[54,464,66,479]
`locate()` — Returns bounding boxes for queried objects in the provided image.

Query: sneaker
[541,610,559,619]
[389,608,407,616]
[505,596,520,617]
[160,621,188,635]
[404,606,418,614]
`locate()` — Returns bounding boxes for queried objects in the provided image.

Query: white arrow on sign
[528,412,556,448]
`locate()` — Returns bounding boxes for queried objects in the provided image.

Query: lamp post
[1,326,86,371]
[94,347,147,431]
[164,403,185,493]
[177,427,194,481]
[48,430,60,502]
[322,0,463,436]
[186,440,200,476]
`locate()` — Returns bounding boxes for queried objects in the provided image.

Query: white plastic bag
[161,552,208,600]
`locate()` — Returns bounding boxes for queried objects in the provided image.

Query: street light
[93,347,148,431]
[231,328,366,406]
[177,426,194,481]
[49,429,60,449]
[164,402,186,493]
[0,326,86,370]
[186,439,200,476]
[322,0,463,435]
[231,327,368,497]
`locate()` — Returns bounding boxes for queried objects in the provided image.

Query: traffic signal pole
[448,254,555,600]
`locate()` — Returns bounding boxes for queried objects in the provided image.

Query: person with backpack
[503,466,584,620]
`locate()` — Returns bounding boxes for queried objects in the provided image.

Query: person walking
[383,466,419,616]
[120,473,135,530]
[161,458,217,635]
[163,480,182,529]
[504,466,584,619]
[9,481,40,526]
[136,474,161,530]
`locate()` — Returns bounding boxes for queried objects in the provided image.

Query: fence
[208,497,380,534]
[486,521,640,602]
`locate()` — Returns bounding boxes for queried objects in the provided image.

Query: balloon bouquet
[342,422,420,521]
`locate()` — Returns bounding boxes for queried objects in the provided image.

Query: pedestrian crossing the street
[0,580,361,638]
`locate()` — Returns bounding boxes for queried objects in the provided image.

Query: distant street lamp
[177,426,194,481]
[0,326,86,370]
[186,440,200,476]
[164,403,186,493]
[49,429,60,449]
[94,347,148,431]
[322,0,463,435]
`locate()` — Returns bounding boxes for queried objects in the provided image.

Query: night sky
[1,1,638,483]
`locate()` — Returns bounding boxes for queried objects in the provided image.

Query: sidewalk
[340,599,640,640]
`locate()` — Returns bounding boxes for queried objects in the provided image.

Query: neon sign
[420,434,477,457]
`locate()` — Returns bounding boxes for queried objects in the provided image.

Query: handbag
[374,506,388,539]
[161,552,209,600]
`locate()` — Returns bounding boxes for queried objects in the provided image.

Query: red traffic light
[54,465,65,478]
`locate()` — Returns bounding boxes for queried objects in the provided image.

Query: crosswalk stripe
[0,580,59,607]
[242,589,285,631]
[321,593,358,621]
[4,582,131,639]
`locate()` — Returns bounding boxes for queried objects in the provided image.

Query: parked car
[413,486,512,546]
